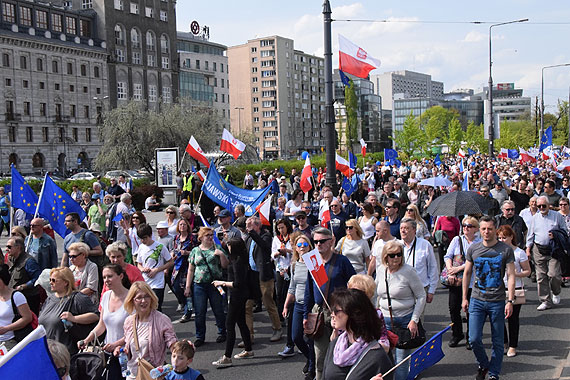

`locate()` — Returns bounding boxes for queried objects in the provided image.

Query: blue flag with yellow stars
[11,166,38,215]
[37,175,87,237]
[406,325,452,380]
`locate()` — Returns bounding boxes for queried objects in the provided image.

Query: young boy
[166,340,205,380]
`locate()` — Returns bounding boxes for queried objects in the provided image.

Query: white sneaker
[553,294,561,305]
[537,302,551,311]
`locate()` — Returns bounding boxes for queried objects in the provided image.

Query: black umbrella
[425,191,491,217]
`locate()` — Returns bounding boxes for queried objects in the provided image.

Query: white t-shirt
[372,238,398,275]
[503,247,528,289]
[336,237,371,274]
[0,292,27,342]
[100,291,130,345]
[137,241,171,289]
[285,200,303,215]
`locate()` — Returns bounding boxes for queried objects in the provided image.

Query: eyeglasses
[297,242,309,248]
[68,253,83,259]
[385,206,395,209]
[5,245,11,249]
[30,224,42,227]
[331,308,344,315]
[346,226,354,230]
[560,203,569,207]
[538,204,549,209]
[131,216,140,220]
[314,238,331,245]
[133,295,151,302]
[330,204,339,208]
[462,224,474,228]
[503,208,515,212]
[166,211,175,214]
[387,252,403,259]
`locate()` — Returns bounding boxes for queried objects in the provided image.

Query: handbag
[506,287,526,305]
[304,254,337,339]
[133,316,154,380]
[440,236,465,287]
[10,291,37,342]
[65,292,98,344]
[384,270,426,350]
[70,337,107,380]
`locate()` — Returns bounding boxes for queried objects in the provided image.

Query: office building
[228,35,325,160]
[392,95,439,132]
[177,31,229,132]
[371,70,444,110]
[473,84,531,121]
[0,0,108,174]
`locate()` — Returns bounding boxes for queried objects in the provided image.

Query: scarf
[333,332,368,367]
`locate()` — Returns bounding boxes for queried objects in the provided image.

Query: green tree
[445,117,463,154]
[393,112,426,156]
[496,120,536,149]
[95,99,222,175]
[422,106,457,151]
[344,80,358,151]
[551,100,569,146]
[464,121,487,152]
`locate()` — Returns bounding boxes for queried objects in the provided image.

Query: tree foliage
[344,80,359,150]
[393,112,425,156]
[95,99,222,175]
[496,120,536,149]
[464,121,486,152]
[445,117,463,154]
[422,106,458,151]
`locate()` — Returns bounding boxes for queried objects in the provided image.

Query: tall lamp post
[540,63,570,140]
[323,0,336,190]
[487,19,528,157]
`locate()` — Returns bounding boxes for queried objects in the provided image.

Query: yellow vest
[183,175,194,191]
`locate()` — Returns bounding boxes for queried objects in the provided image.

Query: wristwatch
[507,299,515,304]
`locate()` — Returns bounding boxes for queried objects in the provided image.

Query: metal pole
[568,85,570,147]
[323,0,336,192]
[540,63,570,143]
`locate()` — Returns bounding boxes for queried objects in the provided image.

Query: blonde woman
[404,204,430,239]
[38,267,99,355]
[164,205,180,237]
[68,242,99,305]
[335,219,371,274]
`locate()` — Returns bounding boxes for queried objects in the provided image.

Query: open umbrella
[419,177,452,187]
[426,191,490,217]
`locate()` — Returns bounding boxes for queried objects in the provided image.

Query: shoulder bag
[384,269,426,350]
[133,316,154,380]
[506,284,526,305]
[440,236,465,287]
[304,254,337,339]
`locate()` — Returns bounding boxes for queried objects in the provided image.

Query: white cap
[156,221,170,229]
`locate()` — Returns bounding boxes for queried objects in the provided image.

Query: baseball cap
[218,209,232,218]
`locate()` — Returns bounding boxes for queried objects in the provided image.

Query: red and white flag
[319,199,331,228]
[300,156,313,193]
[256,197,271,226]
[220,128,246,160]
[458,149,466,158]
[498,148,508,159]
[335,153,353,178]
[339,34,381,79]
[519,147,537,163]
[360,138,367,157]
[195,170,205,181]
[302,249,328,288]
[557,159,570,172]
[186,136,210,168]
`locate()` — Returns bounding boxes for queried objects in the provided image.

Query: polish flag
[338,34,381,79]
[220,128,246,160]
[256,197,271,226]
[557,159,570,172]
[519,148,537,163]
[335,153,353,178]
[360,138,367,157]
[300,156,313,193]
[302,249,328,288]
[319,199,331,228]
[186,136,209,168]
[195,170,205,181]
[458,149,466,158]
[498,148,508,159]
[542,146,553,161]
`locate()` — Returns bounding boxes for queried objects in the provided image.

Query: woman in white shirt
[68,242,99,306]
[497,225,530,358]
[271,218,293,347]
[164,205,180,237]
[0,264,33,350]
[284,189,304,223]
[358,203,378,244]
[336,219,371,274]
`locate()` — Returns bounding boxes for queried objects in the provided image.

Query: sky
[177,0,570,114]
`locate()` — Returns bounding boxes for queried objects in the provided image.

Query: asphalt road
[7,210,570,380]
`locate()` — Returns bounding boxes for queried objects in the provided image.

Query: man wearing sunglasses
[6,236,41,314]
[24,218,57,271]
[526,196,567,311]
[495,200,528,250]
[294,211,313,241]
[541,180,562,210]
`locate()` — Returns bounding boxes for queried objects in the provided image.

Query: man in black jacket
[495,200,527,249]
[244,216,282,343]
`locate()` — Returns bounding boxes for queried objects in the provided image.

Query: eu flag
[384,148,398,160]
[507,149,519,159]
[406,325,452,380]
[434,154,442,166]
[348,151,357,170]
[341,176,355,197]
[37,175,87,237]
[11,166,38,215]
[467,148,477,156]
[539,125,553,152]
[339,70,350,86]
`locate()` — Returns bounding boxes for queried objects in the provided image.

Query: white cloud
[463,31,485,43]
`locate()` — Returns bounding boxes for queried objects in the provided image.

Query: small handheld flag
[302,249,328,288]
[405,325,452,380]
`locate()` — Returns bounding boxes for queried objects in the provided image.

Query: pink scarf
[333,332,368,367]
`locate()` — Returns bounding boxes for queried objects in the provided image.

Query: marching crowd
[0,153,569,380]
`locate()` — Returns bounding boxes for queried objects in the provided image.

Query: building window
[147,54,155,67]
[8,126,16,142]
[145,7,153,18]
[19,6,32,26]
[82,0,92,8]
[132,52,141,65]
[54,83,60,90]
[214,78,217,87]
[115,49,125,62]
[133,83,142,100]
[35,10,48,29]
[22,80,28,88]
[146,31,155,51]
[195,60,200,69]
[80,64,87,76]
[43,127,49,142]
[39,81,45,89]
[115,25,125,45]
[73,128,78,141]
[5,78,11,86]
[131,28,141,49]
[70,104,76,117]
[36,58,43,71]
[221,63,224,73]
[205,61,209,70]
[160,10,167,21]
[114,0,123,10]
[83,105,89,118]
[213,62,217,71]
[52,14,62,32]
[65,16,76,34]
[26,127,33,142]
[148,85,157,102]
[2,53,9,67]
[52,60,58,73]
[160,35,169,54]
[162,86,171,103]
[86,128,91,142]
[58,128,64,142]
[161,57,169,69]
[221,94,225,103]
[67,62,73,74]
[96,87,101,94]
[79,20,90,37]
[221,79,225,88]
[39,103,46,116]
[117,82,127,99]
[2,3,15,23]
[93,66,100,78]
[83,86,88,93]
[130,2,139,14]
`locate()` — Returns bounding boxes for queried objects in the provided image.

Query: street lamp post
[323,0,336,191]
[540,63,570,140]
[488,19,528,157]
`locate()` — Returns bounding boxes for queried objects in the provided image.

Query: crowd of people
[0,154,569,380]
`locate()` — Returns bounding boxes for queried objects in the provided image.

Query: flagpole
[25,173,48,252]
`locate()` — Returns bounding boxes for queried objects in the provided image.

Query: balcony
[5,113,21,121]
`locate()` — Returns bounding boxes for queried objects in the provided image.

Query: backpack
[10,292,38,342]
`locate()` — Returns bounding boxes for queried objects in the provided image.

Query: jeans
[173,276,193,315]
[225,295,251,357]
[292,303,314,371]
[193,282,227,340]
[385,312,413,380]
[469,298,505,378]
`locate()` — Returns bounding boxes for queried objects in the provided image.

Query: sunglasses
[538,204,548,209]
[560,203,569,206]
[503,208,515,212]
[131,216,140,219]
[297,242,309,248]
[314,238,331,245]
[346,226,354,230]
[296,215,306,219]
[406,208,414,212]
[166,211,175,214]
[49,278,58,283]
[387,252,403,259]
[5,245,11,249]
[462,224,474,228]
[69,253,83,259]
